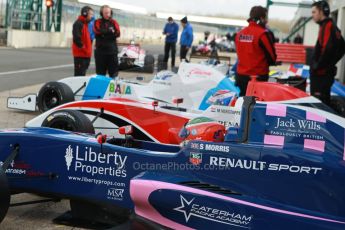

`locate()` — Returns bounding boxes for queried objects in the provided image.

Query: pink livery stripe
[266,104,287,117]
[130,180,194,230]
[130,179,345,225]
[306,111,326,123]
[264,134,285,146]
[304,139,325,153]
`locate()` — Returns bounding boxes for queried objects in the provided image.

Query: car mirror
[119,125,133,135]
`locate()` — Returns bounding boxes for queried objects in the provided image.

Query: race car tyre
[143,54,155,73]
[37,82,74,113]
[70,199,130,225]
[42,110,95,134]
[0,168,10,223]
[330,96,345,117]
[157,54,167,72]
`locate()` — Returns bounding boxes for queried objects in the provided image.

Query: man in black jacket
[94,5,120,78]
[310,1,345,105]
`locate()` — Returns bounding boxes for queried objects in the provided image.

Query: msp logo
[174,195,252,228]
[107,188,124,201]
[189,152,202,165]
[65,145,73,171]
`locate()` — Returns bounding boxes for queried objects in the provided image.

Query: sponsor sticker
[64,145,127,178]
[189,152,202,166]
[174,195,252,228]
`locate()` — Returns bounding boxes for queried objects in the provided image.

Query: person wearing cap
[180,16,193,62]
[235,6,277,96]
[163,17,179,68]
[72,6,94,76]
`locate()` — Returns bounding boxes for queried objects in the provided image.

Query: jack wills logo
[273,118,321,130]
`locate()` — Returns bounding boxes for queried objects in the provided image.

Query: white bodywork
[59,62,233,110]
[118,45,146,67]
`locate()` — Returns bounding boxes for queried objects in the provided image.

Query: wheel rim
[42,89,60,111]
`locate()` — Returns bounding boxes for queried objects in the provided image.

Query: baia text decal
[109,83,131,95]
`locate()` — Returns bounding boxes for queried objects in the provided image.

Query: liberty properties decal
[65,145,127,178]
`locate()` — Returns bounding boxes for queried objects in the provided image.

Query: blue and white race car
[7,62,239,113]
[1,97,345,229]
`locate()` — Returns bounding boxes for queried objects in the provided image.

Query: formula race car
[7,62,239,113]
[1,97,345,229]
[25,94,241,143]
[117,42,155,73]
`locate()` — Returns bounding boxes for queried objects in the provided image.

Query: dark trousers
[180,45,190,62]
[95,50,118,78]
[164,42,176,67]
[235,74,269,96]
[310,69,336,105]
[74,57,90,76]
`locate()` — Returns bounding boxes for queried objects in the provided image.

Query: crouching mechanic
[72,6,94,76]
[235,6,277,96]
[94,5,120,78]
[310,1,345,105]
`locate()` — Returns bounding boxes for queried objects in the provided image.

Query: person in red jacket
[72,6,94,76]
[235,6,277,96]
[94,5,120,78]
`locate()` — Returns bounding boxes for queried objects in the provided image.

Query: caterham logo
[189,152,202,165]
[65,145,74,171]
[174,195,252,227]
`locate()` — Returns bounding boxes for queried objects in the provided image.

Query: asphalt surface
[0,44,165,91]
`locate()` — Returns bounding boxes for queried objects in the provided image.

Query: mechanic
[94,5,121,78]
[310,1,345,105]
[235,6,277,96]
[163,17,179,69]
[180,16,194,62]
[72,6,94,76]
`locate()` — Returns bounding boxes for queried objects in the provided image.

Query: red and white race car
[25,96,242,144]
